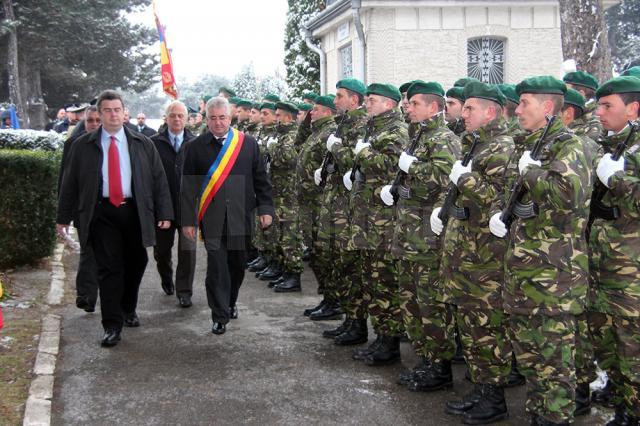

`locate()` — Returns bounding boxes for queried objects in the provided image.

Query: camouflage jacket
[447,118,466,136]
[569,113,605,145]
[391,114,460,260]
[589,121,640,317]
[295,114,313,148]
[255,123,277,157]
[349,108,409,251]
[236,119,250,133]
[267,121,299,219]
[296,115,336,204]
[499,119,594,316]
[244,122,261,139]
[440,118,514,309]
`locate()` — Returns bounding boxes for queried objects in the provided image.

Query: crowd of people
[53,64,640,426]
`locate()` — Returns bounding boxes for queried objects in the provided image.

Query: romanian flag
[153,2,178,99]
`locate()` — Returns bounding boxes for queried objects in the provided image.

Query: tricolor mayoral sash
[198,128,245,222]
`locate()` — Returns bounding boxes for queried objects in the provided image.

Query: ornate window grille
[467,38,505,84]
[339,44,353,78]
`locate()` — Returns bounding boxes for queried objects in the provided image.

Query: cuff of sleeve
[257,205,275,216]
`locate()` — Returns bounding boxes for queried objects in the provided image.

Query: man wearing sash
[181,97,273,335]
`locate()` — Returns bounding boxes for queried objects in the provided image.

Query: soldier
[343,83,409,365]
[302,91,319,105]
[297,102,312,124]
[380,81,461,385]
[489,76,594,425]
[296,96,337,309]
[263,93,281,103]
[228,97,241,127]
[264,102,303,292]
[562,88,605,143]
[399,80,418,123]
[496,84,521,130]
[295,92,319,150]
[243,102,262,140]
[445,86,466,136]
[312,78,368,329]
[432,82,513,423]
[563,71,598,110]
[218,86,236,99]
[589,76,640,426]
[235,99,252,132]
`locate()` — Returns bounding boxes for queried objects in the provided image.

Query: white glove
[518,150,541,175]
[314,168,322,186]
[354,139,370,155]
[343,170,353,191]
[266,137,277,148]
[449,160,472,185]
[430,207,444,235]
[489,212,508,238]
[380,184,394,206]
[596,153,625,188]
[326,134,342,152]
[398,152,417,173]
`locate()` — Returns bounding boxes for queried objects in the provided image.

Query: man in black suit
[136,113,157,137]
[182,96,273,335]
[57,90,173,347]
[151,101,197,306]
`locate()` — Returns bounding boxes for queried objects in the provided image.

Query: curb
[23,242,65,426]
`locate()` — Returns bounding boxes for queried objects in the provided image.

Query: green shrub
[0,150,61,268]
[0,129,65,151]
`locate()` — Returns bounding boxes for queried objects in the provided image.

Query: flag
[153,2,178,99]
[9,105,19,129]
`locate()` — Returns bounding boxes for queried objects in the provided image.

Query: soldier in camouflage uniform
[244,103,262,139]
[263,102,303,292]
[229,97,240,127]
[588,76,640,426]
[296,96,337,307]
[295,92,318,149]
[312,78,368,330]
[433,82,513,424]
[379,81,461,387]
[445,86,467,136]
[297,102,312,125]
[489,76,594,425]
[562,88,605,143]
[235,99,252,132]
[343,83,409,366]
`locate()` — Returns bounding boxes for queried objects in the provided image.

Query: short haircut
[421,94,445,112]
[477,98,504,119]
[205,96,231,116]
[562,104,584,120]
[165,100,188,116]
[85,105,98,114]
[346,89,365,105]
[504,100,518,118]
[532,94,564,115]
[620,92,640,107]
[276,108,294,120]
[96,90,124,111]
[582,87,596,100]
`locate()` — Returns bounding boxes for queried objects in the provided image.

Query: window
[339,43,353,78]
[467,37,505,84]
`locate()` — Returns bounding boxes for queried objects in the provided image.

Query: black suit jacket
[137,125,157,137]
[57,126,174,249]
[181,130,273,250]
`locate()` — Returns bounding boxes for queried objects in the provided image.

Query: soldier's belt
[398,185,411,199]
[448,204,469,220]
[513,201,538,219]
[354,169,365,183]
[591,200,620,221]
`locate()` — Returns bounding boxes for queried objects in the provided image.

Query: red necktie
[108,136,124,207]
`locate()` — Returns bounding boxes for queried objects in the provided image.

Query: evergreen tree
[232,64,260,100]
[605,0,640,71]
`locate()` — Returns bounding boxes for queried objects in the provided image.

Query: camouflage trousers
[588,311,640,417]
[456,307,511,385]
[252,215,265,252]
[509,313,577,424]
[363,250,403,337]
[340,249,368,320]
[311,241,333,298]
[261,214,280,262]
[276,217,303,274]
[575,311,597,386]
[397,257,455,361]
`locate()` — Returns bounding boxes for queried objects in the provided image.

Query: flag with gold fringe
[153,2,178,99]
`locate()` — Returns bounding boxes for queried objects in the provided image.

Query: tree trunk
[2,0,28,128]
[559,0,613,83]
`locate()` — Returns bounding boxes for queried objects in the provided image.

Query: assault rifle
[319,115,346,187]
[389,121,428,204]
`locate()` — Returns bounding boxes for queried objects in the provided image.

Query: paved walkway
[51,244,609,425]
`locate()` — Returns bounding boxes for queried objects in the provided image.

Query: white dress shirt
[101,127,132,198]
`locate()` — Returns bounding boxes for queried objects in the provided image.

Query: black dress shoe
[161,281,175,296]
[178,295,192,308]
[211,322,226,335]
[309,303,343,321]
[123,312,140,327]
[101,328,121,347]
[76,296,95,313]
[229,305,238,319]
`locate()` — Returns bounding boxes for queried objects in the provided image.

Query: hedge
[0,129,65,151]
[0,149,61,268]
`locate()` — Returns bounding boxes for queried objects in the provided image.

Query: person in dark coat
[150,101,197,306]
[136,112,157,137]
[181,96,273,335]
[57,90,173,348]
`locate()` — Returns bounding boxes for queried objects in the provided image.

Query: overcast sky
[133,0,288,82]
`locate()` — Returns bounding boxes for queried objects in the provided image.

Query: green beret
[564,88,586,111]
[496,84,519,104]
[218,86,237,97]
[236,99,253,108]
[366,83,402,102]
[275,101,299,115]
[454,77,481,88]
[563,71,599,91]
[187,106,198,114]
[263,93,281,103]
[297,102,312,111]
[407,80,445,100]
[399,80,419,94]
[251,102,262,110]
[229,97,241,105]
[596,76,640,99]
[336,78,366,96]
[463,81,506,106]
[259,102,277,111]
[445,87,465,102]
[314,95,336,111]
[516,76,567,96]
[201,94,213,103]
[302,92,319,102]
[621,66,640,78]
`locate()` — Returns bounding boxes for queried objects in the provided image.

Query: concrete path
[51,244,610,425]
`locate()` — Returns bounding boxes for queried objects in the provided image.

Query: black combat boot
[323,318,351,338]
[397,357,431,386]
[606,405,639,426]
[273,273,301,292]
[352,334,382,361]
[254,261,274,277]
[408,359,453,392]
[462,384,508,424]
[303,299,327,317]
[530,415,569,425]
[245,251,260,268]
[335,318,368,346]
[592,379,616,407]
[505,353,526,387]
[259,263,283,281]
[268,275,285,288]
[363,336,401,366]
[445,384,483,415]
[574,382,591,416]
[247,254,267,271]
[309,301,343,321]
